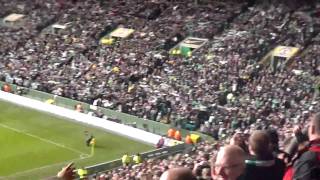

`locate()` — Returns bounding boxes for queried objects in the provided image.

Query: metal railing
[85,143,191,175]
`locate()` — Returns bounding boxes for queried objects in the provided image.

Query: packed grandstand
[1,0,320,179]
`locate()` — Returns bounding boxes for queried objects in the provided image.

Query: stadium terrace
[0,0,320,179]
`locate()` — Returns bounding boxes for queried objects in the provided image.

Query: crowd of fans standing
[1,0,320,180]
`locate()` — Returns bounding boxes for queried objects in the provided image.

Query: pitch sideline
[0,122,92,178]
[0,123,89,156]
[4,154,93,179]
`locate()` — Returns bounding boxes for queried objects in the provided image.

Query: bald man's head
[212,145,245,180]
[160,167,196,180]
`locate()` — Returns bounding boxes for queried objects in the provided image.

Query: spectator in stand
[2,1,320,179]
[229,132,249,153]
[243,130,285,180]
[284,113,320,180]
[211,145,246,180]
[160,167,197,180]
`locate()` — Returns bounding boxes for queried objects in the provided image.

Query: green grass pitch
[0,100,153,180]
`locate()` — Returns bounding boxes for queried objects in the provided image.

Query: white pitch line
[0,123,93,178]
[0,123,89,156]
[4,154,93,179]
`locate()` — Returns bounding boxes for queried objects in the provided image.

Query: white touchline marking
[0,123,93,178]
[5,154,93,178]
[0,123,89,156]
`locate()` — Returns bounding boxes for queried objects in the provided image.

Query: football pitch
[0,101,152,180]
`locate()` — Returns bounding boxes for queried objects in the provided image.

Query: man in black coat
[243,130,285,180]
[292,113,320,180]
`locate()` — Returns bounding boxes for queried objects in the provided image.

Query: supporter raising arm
[291,113,320,180]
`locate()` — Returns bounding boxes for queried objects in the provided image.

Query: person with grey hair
[211,145,246,180]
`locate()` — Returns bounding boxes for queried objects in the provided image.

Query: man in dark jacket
[243,130,285,180]
[292,113,320,180]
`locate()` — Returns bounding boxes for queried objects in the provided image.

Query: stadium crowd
[85,113,320,180]
[1,0,320,180]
